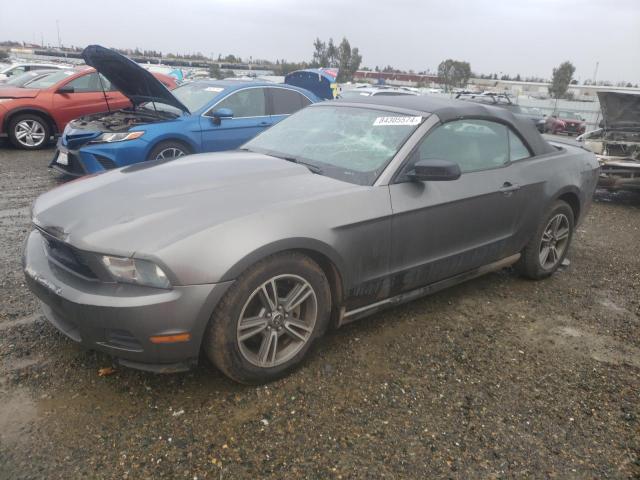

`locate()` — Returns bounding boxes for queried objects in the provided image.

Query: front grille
[42,233,97,279]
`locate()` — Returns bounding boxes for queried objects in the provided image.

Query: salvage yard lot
[1,145,639,479]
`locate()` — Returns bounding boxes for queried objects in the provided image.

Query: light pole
[56,20,61,49]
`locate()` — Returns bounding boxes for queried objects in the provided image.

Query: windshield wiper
[258,151,323,174]
[280,156,323,174]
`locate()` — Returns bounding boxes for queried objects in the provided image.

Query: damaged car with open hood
[50,45,321,176]
[579,91,640,191]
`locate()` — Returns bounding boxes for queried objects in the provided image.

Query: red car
[544,110,586,136]
[0,67,177,149]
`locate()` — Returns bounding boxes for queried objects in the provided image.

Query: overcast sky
[1,0,638,83]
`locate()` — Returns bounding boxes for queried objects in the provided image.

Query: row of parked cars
[18,46,601,384]
[454,92,587,136]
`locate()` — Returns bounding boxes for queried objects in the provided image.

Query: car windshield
[340,90,372,98]
[143,83,227,114]
[244,105,423,186]
[557,111,580,120]
[25,69,75,89]
[4,70,52,87]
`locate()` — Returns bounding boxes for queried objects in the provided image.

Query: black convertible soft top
[329,94,556,157]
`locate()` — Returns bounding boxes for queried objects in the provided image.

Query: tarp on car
[284,68,339,100]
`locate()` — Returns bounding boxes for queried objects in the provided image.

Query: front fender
[220,237,348,286]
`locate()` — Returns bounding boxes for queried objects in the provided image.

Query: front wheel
[515,200,574,280]
[147,141,189,161]
[8,114,51,150]
[204,252,331,384]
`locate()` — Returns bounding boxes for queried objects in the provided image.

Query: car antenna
[97,73,111,113]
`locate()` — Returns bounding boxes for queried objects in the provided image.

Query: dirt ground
[1,144,639,479]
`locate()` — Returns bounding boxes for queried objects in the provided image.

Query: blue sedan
[50,46,320,176]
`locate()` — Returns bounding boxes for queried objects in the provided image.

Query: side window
[508,130,531,161]
[215,88,267,117]
[415,119,509,173]
[268,88,311,115]
[66,72,102,93]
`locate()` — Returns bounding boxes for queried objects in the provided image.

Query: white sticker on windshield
[373,116,422,126]
[205,87,224,92]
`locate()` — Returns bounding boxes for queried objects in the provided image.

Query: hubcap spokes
[155,148,185,160]
[539,213,570,269]
[237,274,317,368]
[15,120,45,147]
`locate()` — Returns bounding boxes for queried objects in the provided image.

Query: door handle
[259,121,271,126]
[499,182,520,195]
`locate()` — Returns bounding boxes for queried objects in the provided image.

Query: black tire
[147,140,190,161]
[515,200,575,280]
[8,113,51,150]
[204,252,331,384]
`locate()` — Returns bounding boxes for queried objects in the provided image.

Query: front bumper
[49,137,150,177]
[597,158,640,191]
[23,229,232,372]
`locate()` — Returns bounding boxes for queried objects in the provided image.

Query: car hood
[82,45,189,113]
[597,91,640,130]
[0,87,40,99]
[32,151,358,256]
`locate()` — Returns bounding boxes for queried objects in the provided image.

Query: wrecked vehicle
[50,45,321,176]
[579,91,640,191]
[25,95,599,383]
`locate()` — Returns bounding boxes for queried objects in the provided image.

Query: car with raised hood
[49,45,321,177]
[579,91,640,191]
[24,95,599,383]
[0,66,174,150]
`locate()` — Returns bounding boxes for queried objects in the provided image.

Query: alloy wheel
[539,213,570,269]
[14,120,46,147]
[154,147,185,160]
[236,274,318,368]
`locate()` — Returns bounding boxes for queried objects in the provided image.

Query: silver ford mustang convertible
[24,95,599,383]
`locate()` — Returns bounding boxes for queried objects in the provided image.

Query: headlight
[92,131,145,143]
[100,255,171,289]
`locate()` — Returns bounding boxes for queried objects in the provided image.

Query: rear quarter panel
[509,143,598,250]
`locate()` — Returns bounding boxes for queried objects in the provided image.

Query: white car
[339,86,419,99]
[0,63,71,82]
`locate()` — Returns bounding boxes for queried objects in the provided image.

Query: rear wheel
[515,200,574,280]
[147,141,189,161]
[204,252,331,384]
[8,113,51,150]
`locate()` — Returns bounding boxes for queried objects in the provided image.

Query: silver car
[23,95,599,383]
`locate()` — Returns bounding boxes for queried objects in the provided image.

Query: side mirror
[409,159,461,182]
[56,85,74,94]
[211,108,233,125]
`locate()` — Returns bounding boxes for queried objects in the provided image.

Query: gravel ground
[0,143,639,479]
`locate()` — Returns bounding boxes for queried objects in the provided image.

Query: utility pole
[592,61,599,85]
[56,20,61,49]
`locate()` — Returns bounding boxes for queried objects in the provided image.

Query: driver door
[199,87,271,152]
[51,72,111,127]
[388,119,529,295]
